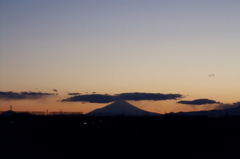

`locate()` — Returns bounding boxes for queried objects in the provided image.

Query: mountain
[86,100,161,116]
[170,105,240,117]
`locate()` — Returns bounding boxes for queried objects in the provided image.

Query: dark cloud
[61,92,184,103]
[62,94,116,103]
[53,89,58,92]
[177,98,220,105]
[118,92,183,101]
[68,93,81,96]
[0,91,57,100]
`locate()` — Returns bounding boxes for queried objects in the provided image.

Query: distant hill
[0,110,34,117]
[86,100,161,116]
[169,104,240,117]
[0,110,17,116]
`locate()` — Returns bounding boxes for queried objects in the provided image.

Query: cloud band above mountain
[61,92,184,103]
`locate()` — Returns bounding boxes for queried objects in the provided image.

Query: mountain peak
[86,100,161,116]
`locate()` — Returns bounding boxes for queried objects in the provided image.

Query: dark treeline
[1,114,240,159]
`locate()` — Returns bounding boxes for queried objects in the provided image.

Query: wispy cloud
[68,93,81,96]
[0,91,58,100]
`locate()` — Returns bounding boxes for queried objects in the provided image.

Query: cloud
[177,98,220,105]
[61,92,184,103]
[0,91,58,100]
[62,94,116,103]
[118,92,183,101]
[68,93,81,96]
[53,89,58,92]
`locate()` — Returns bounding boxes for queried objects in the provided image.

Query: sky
[0,0,239,114]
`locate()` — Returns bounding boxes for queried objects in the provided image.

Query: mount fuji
[86,100,161,116]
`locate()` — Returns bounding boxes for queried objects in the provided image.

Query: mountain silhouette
[170,105,240,117]
[86,100,161,116]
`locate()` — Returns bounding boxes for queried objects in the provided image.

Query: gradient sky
[1,0,239,113]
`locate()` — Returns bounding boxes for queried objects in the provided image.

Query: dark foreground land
[1,114,240,159]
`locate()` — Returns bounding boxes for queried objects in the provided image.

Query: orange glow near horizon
[0,93,238,114]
